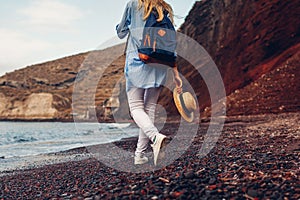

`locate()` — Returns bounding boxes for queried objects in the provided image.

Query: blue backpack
[138,10,177,67]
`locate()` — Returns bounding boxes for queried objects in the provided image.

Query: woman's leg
[127,87,160,156]
[144,87,168,165]
[135,87,162,155]
[144,87,162,122]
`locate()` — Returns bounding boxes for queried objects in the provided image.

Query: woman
[116,0,176,165]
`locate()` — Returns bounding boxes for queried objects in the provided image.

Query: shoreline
[0,136,140,175]
[0,112,299,199]
[1,111,299,123]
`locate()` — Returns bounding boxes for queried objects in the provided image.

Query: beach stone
[61,193,69,197]
[247,189,258,198]
[208,177,217,184]
[93,195,101,200]
[184,170,195,179]
[83,192,91,198]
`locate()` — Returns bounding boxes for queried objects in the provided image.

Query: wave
[13,136,38,143]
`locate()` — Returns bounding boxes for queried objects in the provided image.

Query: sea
[0,122,139,159]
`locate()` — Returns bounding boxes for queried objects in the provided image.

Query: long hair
[138,0,174,23]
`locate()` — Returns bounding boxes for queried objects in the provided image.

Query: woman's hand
[174,76,183,94]
[172,65,183,94]
[175,86,182,94]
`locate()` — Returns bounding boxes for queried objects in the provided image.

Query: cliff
[160,0,300,116]
[0,44,127,121]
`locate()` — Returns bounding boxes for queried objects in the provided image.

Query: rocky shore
[0,112,299,199]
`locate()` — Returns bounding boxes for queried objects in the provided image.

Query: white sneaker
[151,133,167,166]
[134,154,149,165]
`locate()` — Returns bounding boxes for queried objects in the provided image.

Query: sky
[0,0,197,76]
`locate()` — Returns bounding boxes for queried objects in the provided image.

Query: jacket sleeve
[116,2,132,39]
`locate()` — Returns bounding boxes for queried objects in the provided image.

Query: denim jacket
[116,0,168,91]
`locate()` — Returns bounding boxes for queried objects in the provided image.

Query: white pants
[127,87,161,156]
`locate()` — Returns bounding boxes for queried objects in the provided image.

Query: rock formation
[0,44,127,121]
[160,0,300,117]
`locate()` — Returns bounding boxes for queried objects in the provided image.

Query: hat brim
[173,89,194,123]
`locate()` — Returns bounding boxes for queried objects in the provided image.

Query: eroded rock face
[0,93,9,115]
[25,93,58,119]
[0,93,58,120]
[179,0,299,80]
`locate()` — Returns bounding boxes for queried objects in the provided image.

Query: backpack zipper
[144,34,151,47]
[153,39,157,52]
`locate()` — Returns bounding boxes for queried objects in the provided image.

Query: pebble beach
[0,113,299,199]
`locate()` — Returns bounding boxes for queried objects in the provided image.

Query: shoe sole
[157,137,171,165]
[134,160,148,165]
[153,135,165,166]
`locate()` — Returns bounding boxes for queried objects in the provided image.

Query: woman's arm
[116,2,132,39]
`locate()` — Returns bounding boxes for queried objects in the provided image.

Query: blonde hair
[138,0,174,23]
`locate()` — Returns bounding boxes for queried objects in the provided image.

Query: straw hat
[173,89,197,122]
